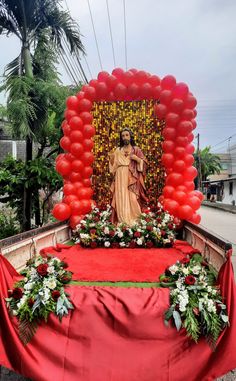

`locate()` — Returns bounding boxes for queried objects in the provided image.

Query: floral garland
[73,204,176,249]
[159,253,229,348]
[6,255,74,344]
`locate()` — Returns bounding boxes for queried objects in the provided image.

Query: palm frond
[0,1,22,39]
[4,54,23,77]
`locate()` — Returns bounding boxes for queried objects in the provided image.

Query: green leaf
[173,310,182,331]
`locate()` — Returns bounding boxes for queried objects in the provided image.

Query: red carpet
[40,240,198,282]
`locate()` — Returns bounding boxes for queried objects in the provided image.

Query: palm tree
[0,0,85,230]
[194,146,222,183]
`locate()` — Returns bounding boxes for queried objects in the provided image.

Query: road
[199,205,236,271]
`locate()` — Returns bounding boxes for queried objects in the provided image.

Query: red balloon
[69,172,82,182]
[173,160,186,173]
[172,191,187,205]
[148,75,161,87]
[89,79,98,88]
[73,181,83,190]
[112,68,125,79]
[70,130,83,143]
[71,159,84,173]
[185,94,197,109]
[107,92,115,101]
[69,215,83,229]
[60,136,71,151]
[165,113,180,127]
[63,183,77,196]
[154,104,167,119]
[80,112,93,124]
[70,200,83,215]
[81,152,95,166]
[172,83,189,99]
[140,83,152,98]
[152,86,161,99]
[174,146,186,158]
[190,190,204,201]
[160,90,172,105]
[186,196,201,210]
[69,116,83,131]
[63,195,78,204]
[65,153,76,162]
[187,133,194,143]
[77,187,93,200]
[184,181,195,191]
[106,74,118,90]
[64,109,77,122]
[178,205,194,220]
[80,199,92,214]
[166,172,184,186]
[183,166,198,181]
[184,154,194,166]
[176,121,193,136]
[170,98,184,113]
[83,139,94,151]
[114,83,127,99]
[96,81,108,100]
[176,185,187,192]
[123,71,134,86]
[175,136,188,147]
[182,109,194,120]
[97,71,110,82]
[56,153,66,163]
[56,160,72,176]
[52,203,71,221]
[163,199,179,215]
[135,70,149,84]
[82,85,96,101]
[162,128,176,140]
[70,143,84,157]
[158,195,164,203]
[127,83,139,98]
[161,153,174,167]
[83,124,95,138]
[62,123,71,136]
[163,186,175,198]
[191,119,197,129]
[161,75,176,90]
[78,98,92,112]
[76,91,85,101]
[190,213,201,224]
[83,166,93,178]
[66,96,79,111]
[83,178,92,187]
[162,140,175,153]
[185,144,195,154]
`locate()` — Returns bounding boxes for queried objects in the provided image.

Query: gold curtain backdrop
[91,100,165,208]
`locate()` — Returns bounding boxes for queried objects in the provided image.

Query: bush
[0,208,20,239]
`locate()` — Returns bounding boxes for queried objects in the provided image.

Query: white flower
[104,241,110,247]
[169,265,178,275]
[24,282,34,291]
[104,227,110,235]
[44,278,57,290]
[89,223,96,227]
[118,231,123,238]
[137,238,143,246]
[192,265,201,275]
[182,267,189,275]
[47,266,55,274]
[80,233,90,239]
[128,229,133,236]
[119,242,126,247]
[206,299,216,313]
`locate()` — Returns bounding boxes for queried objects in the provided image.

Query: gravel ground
[0,367,235,380]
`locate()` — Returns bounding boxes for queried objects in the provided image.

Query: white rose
[47,266,55,274]
[169,265,178,275]
[104,241,110,247]
[119,242,126,247]
[44,278,57,290]
[118,232,123,238]
[137,238,143,246]
[104,227,110,235]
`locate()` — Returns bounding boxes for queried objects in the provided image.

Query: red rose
[157,218,162,223]
[216,303,222,313]
[129,240,136,248]
[109,230,115,237]
[91,241,97,248]
[61,261,69,269]
[168,223,174,229]
[185,275,196,285]
[37,263,49,277]
[52,290,61,301]
[146,241,154,248]
[122,226,127,232]
[12,287,23,300]
[8,290,13,297]
[147,225,153,232]
[111,242,119,248]
[90,229,96,235]
[146,218,151,223]
[134,231,141,238]
[28,298,34,308]
[94,217,100,222]
[180,257,190,264]
[161,230,166,237]
[143,208,150,214]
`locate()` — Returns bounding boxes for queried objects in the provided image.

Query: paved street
[199,205,236,271]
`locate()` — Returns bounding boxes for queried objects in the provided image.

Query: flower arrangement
[6,255,74,344]
[159,253,229,348]
[73,204,176,249]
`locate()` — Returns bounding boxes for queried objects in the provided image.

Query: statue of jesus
[109,128,148,225]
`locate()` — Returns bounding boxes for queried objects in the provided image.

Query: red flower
[90,229,96,235]
[146,241,154,248]
[52,290,61,301]
[28,298,34,308]
[168,223,174,229]
[161,230,166,237]
[109,230,115,237]
[143,208,150,214]
[157,218,162,223]
[91,241,97,248]
[146,225,153,232]
[111,242,119,248]
[216,303,222,313]
[134,231,141,238]
[94,217,100,222]
[61,261,69,269]
[129,240,136,248]
[185,275,196,285]
[180,257,190,265]
[146,218,151,223]
[37,263,49,277]
[122,226,127,232]
[12,287,23,300]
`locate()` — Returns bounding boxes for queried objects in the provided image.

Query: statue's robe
[109,146,148,225]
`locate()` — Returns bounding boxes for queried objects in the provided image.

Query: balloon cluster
[53,68,203,227]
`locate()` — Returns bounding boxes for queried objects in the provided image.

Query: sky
[0,0,236,152]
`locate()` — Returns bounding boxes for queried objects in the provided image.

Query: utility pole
[196,133,202,190]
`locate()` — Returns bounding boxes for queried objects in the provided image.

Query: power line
[106,0,116,67]
[123,0,127,70]
[87,0,103,71]
[59,53,79,86]
[62,37,85,83]
[83,55,93,78]
[211,133,236,150]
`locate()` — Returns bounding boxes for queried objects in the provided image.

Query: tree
[194,146,222,183]
[0,0,85,230]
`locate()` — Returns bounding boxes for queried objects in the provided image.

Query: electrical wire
[123,0,127,70]
[87,0,103,71]
[106,0,116,67]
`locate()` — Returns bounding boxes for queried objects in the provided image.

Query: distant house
[0,118,26,161]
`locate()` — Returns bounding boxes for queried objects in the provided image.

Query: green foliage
[0,208,20,239]
[194,146,222,182]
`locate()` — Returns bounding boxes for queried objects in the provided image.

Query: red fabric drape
[1,248,236,381]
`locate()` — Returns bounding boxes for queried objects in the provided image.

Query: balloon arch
[52,68,203,228]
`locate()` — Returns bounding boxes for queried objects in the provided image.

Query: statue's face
[121,130,131,145]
